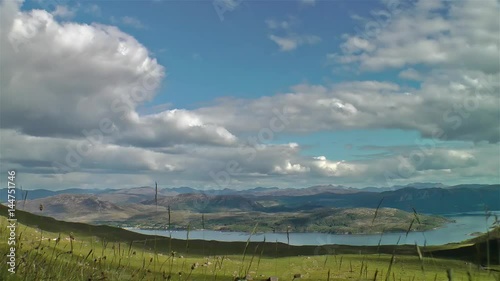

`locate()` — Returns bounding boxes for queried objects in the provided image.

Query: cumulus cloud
[196,71,499,144]
[0,0,498,189]
[311,156,357,177]
[333,0,499,73]
[2,7,162,136]
[228,0,500,144]
[116,109,238,147]
[3,123,497,189]
[0,129,183,174]
[0,2,235,148]
[360,144,499,186]
[273,161,310,174]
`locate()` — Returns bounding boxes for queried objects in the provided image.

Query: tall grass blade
[384,253,396,281]
[239,223,258,277]
[255,238,265,276]
[406,219,415,237]
[447,269,453,281]
[412,207,421,224]
[372,197,385,225]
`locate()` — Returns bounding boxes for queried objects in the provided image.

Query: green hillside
[1,205,499,280]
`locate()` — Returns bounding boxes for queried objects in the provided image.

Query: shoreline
[123,225,449,236]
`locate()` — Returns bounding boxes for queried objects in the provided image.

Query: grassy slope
[1,205,499,281]
[430,226,500,265]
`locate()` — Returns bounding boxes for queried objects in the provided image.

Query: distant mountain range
[141,193,263,212]
[270,185,500,214]
[5,183,498,215]
[1,182,453,201]
[7,183,498,233]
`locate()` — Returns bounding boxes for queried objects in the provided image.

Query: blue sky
[0,0,498,190]
[34,0,396,108]
[68,0,422,160]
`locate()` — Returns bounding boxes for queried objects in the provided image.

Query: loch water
[129,211,499,246]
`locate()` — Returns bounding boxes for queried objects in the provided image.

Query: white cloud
[333,0,499,73]
[399,68,422,80]
[273,161,310,174]
[52,5,76,19]
[269,35,298,51]
[340,36,375,53]
[269,34,321,51]
[0,129,184,174]
[0,2,235,150]
[196,72,499,144]
[2,123,498,189]
[266,16,320,52]
[0,0,498,189]
[311,156,356,177]
[116,109,238,147]
[2,8,162,136]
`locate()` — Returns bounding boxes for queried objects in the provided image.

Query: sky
[0,0,499,190]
